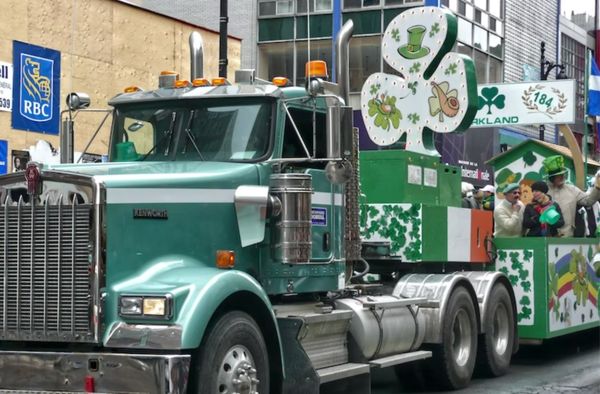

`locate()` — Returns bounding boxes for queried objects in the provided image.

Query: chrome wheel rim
[216,345,259,394]
[451,309,472,367]
[492,303,510,355]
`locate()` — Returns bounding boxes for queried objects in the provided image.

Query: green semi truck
[0,6,595,394]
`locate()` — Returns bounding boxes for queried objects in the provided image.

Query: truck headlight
[119,296,143,315]
[119,295,172,318]
[143,298,167,316]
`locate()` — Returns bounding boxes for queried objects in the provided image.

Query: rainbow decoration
[548,252,599,311]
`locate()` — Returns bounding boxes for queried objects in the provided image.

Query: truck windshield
[110,99,272,162]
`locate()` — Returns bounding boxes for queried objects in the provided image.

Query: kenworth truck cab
[0,7,518,393]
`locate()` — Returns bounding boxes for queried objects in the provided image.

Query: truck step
[317,363,370,384]
[369,350,432,368]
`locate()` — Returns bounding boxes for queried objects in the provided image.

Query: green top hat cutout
[398,25,430,59]
[495,168,522,187]
[542,155,567,177]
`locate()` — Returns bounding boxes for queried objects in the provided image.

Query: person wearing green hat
[522,181,564,237]
[543,155,600,237]
[494,182,525,237]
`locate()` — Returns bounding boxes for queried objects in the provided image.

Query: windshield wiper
[182,109,205,160]
[140,112,177,161]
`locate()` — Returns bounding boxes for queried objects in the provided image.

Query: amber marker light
[174,79,191,88]
[123,86,142,93]
[212,77,229,86]
[192,78,211,87]
[305,60,328,79]
[272,77,289,87]
[160,70,179,77]
[216,250,235,269]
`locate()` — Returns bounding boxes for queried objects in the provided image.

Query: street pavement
[372,329,600,394]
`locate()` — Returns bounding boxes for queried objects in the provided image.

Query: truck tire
[431,285,477,390]
[477,283,514,377]
[191,311,270,394]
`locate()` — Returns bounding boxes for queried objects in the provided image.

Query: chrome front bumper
[0,350,190,393]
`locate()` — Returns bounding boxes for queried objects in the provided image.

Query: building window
[488,0,502,18]
[349,36,381,92]
[561,34,586,132]
[258,42,295,81]
[489,33,502,58]
[259,0,294,16]
[473,49,488,82]
[473,25,488,51]
[458,17,473,45]
[473,0,486,10]
[489,56,503,83]
[297,0,333,13]
[344,0,381,10]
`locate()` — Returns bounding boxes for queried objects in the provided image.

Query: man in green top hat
[544,155,600,237]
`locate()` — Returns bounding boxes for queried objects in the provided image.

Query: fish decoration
[428,81,460,122]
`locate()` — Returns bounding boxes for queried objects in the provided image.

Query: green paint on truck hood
[44,161,262,188]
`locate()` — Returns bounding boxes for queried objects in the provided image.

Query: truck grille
[0,199,94,342]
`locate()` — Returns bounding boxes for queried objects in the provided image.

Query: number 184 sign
[471,80,575,128]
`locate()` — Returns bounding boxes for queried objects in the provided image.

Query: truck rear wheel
[477,283,514,377]
[431,285,477,390]
[191,311,269,394]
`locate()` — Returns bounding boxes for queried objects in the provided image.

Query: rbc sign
[12,41,60,135]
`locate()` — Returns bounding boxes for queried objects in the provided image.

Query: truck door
[281,106,340,263]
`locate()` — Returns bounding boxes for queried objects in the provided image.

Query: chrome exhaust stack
[335,20,353,105]
[189,31,204,81]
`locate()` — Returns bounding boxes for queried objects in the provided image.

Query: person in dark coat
[523,181,565,237]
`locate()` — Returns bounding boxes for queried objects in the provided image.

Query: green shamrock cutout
[568,248,590,307]
[361,6,478,155]
[367,93,402,131]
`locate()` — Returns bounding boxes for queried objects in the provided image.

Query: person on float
[522,181,564,237]
[494,183,524,237]
[544,155,600,237]
[481,184,495,211]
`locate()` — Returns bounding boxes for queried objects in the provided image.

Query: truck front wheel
[191,311,270,394]
[431,285,478,390]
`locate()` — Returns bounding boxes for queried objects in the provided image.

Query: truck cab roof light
[123,86,142,93]
[212,77,230,86]
[192,78,211,87]
[272,77,289,87]
[174,79,191,88]
[305,60,328,79]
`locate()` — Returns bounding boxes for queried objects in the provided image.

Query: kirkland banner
[0,140,7,174]
[472,80,576,128]
[12,41,61,134]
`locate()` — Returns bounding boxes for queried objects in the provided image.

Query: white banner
[471,80,576,128]
[0,61,12,112]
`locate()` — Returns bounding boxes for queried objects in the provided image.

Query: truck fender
[393,273,480,344]
[106,256,284,377]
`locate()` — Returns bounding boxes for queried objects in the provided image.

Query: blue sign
[0,140,7,174]
[12,41,61,134]
[311,207,328,227]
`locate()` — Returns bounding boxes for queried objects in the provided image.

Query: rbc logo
[20,54,52,122]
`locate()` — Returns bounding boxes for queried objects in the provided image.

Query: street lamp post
[539,41,568,141]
